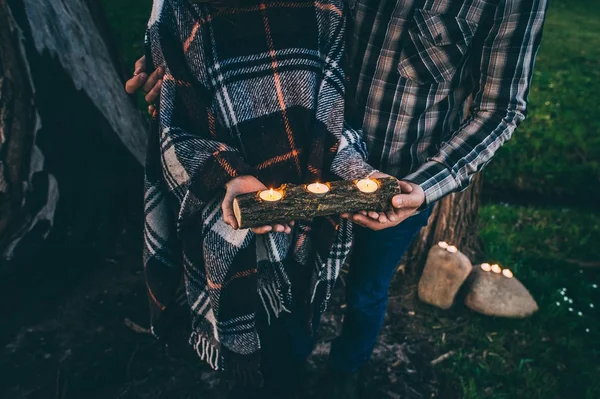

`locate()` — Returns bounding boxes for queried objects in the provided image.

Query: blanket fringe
[189,332,221,370]
[258,281,290,325]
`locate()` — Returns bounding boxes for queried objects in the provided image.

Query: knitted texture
[143,0,374,371]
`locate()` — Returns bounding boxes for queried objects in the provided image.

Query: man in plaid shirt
[128,0,548,396]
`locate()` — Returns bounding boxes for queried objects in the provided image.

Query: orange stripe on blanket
[315,2,342,16]
[214,152,238,177]
[207,268,258,289]
[261,3,302,176]
[256,149,301,170]
[146,283,167,311]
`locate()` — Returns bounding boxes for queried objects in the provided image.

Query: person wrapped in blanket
[143,0,379,395]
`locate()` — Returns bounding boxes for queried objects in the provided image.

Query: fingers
[386,210,398,223]
[251,226,273,234]
[398,180,414,193]
[367,211,380,220]
[145,79,163,104]
[125,72,148,94]
[393,192,424,209]
[221,192,239,230]
[143,67,165,96]
[350,214,384,230]
[378,213,389,223]
[148,105,156,116]
[134,56,146,75]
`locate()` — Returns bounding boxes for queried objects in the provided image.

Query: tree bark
[402,173,483,276]
[0,0,146,263]
[234,177,400,229]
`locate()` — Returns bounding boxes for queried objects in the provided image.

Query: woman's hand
[222,176,294,234]
[125,56,164,115]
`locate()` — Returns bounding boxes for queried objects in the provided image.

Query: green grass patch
[436,204,600,399]
[484,0,600,202]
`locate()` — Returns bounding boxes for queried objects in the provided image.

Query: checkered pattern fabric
[345,0,548,205]
[143,0,374,371]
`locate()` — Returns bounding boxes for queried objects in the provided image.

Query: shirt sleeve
[147,1,258,224]
[403,0,549,205]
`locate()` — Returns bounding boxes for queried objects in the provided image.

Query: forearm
[404,0,548,205]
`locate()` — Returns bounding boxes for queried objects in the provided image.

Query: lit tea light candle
[447,245,458,253]
[259,188,283,202]
[491,264,502,274]
[438,241,449,249]
[356,178,378,193]
[480,263,491,272]
[502,269,513,278]
[306,182,330,194]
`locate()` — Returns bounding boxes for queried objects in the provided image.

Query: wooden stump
[233,177,400,229]
[464,266,539,318]
[418,243,473,309]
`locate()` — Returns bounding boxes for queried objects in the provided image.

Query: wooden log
[233,177,400,229]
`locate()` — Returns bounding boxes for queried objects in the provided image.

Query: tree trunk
[0,0,147,264]
[403,173,483,276]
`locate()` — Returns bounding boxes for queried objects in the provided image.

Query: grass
[438,205,600,398]
[484,0,600,202]
[98,0,600,397]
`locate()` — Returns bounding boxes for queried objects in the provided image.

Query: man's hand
[125,56,164,114]
[222,176,294,234]
[341,173,425,231]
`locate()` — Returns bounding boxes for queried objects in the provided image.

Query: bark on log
[234,177,400,229]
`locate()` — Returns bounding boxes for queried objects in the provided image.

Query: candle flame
[269,188,274,196]
[502,269,513,278]
[438,241,449,249]
[481,263,491,272]
[447,245,458,253]
[491,264,502,274]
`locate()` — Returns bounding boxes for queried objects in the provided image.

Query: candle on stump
[438,241,449,249]
[447,245,458,253]
[491,264,502,274]
[502,269,513,278]
[480,263,492,272]
[356,178,378,193]
[306,182,330,194]
[259,188,283,202]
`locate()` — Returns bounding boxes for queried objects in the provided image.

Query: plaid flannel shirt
[345,0,548,205]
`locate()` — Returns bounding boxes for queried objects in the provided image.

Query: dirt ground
[1,221,460,399]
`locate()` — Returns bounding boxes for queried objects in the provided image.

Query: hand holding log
[233,177,400,229]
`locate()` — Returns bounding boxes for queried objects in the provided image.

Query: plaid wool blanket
[143,0,375,371]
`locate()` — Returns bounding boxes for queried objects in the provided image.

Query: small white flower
[578,311,583,316]
[569,299,573,304]
[569,308,573,312]
[556,302,561,306]
[586,329,590,333]
[593,284,598,289]
[591,304,595,308]
[564,297,569,301]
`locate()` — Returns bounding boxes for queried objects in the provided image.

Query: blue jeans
[260,210,430,373]
[329,210,431,372]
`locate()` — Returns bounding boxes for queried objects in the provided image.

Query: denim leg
[329,211,430,373]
